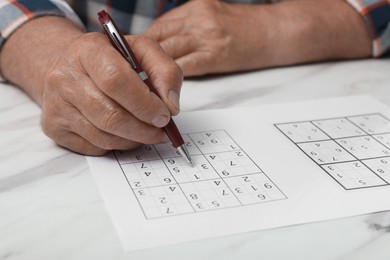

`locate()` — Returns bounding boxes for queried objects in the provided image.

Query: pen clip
[103,21,137,70]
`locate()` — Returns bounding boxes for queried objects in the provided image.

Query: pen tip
[176,145,193,167]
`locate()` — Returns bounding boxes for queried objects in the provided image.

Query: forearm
[0,17,83,105]
[249,0,372,69]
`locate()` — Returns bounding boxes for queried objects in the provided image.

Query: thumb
[126,35,183,115]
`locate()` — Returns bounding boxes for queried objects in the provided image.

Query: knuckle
[190,56,203,68]
[40,118,68,147]
[202,21,225,39]
[45,68,68,88]
[161,61,183,80]
[40,109,62,139]
[209,26,225,39]
[100,107,125,131]
[82,32,103,41]
[99,65,127,92]
[40,116,54,138]
[77,32,106,52]
[129,35,153,48]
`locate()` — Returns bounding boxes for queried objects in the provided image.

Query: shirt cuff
[0,0,85,82]
[345,0,390,57]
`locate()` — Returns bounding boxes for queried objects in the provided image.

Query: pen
[97,10,192,166]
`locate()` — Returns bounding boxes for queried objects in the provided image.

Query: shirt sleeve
[345,0,390,57]
[0,0,84,82]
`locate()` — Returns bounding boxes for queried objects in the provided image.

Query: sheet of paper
[87,95,390,251]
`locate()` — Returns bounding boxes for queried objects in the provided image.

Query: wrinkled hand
[41,33,182,155]
[146,0,266,76]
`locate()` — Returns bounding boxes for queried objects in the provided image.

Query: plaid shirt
[0,0,389,57]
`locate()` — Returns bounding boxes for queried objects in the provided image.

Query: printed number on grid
[114,130,286,219]
[276,114,390,190]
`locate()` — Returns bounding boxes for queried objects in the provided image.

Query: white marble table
[1,59,390,260]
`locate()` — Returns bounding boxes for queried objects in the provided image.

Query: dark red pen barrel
[164,119,184,148]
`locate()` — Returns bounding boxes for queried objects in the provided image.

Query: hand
[41,33,182,155]
[146,0,267,76]
[146,0,371,77]
[1,17,182,155]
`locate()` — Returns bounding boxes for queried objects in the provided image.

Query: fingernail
[152,115,169,127]
[168,90,180,113]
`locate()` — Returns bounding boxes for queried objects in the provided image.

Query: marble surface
[1,59,390,260]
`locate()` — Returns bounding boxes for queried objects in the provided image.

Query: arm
[345,0,390,57]
[146,0,376,76]
[0,16,83,104]
[0,1,182,155]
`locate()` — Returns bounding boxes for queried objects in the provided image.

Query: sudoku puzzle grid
[114,130,286,219]
[275,114,390,190]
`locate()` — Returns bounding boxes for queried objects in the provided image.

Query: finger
[58,74,168,145]
[41,112,109,156]
[175,52,214,77]
[54,130,108,156]
[126,35,183,115]
[41,90,167,154]
[65,107,146,151]
[146,19,184,42]
[154,0,221,24]
[159,35,199,60]
[157,8,188,22]
[151,1,194,25]
[79,34,171,127]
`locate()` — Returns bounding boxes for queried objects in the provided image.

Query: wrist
[262,0,371,68]
[222,3,276,71]
[0,16,84,105]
